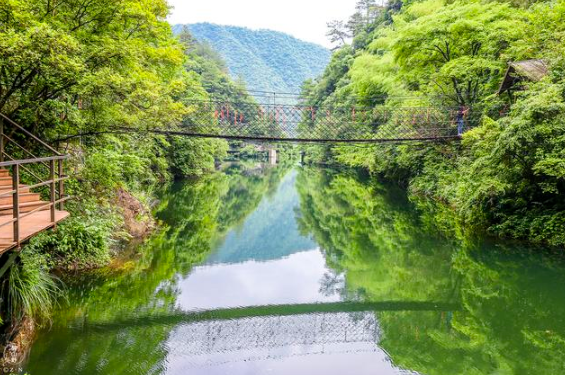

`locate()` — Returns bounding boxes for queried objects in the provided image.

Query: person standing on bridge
[457,106,470,136]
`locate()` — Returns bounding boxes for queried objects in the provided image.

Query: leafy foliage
[24,216,114,270]
[0,0,185,135]
[301,0,565,246]
[1,250,61,325]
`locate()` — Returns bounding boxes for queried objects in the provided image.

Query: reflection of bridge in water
[171,312,379,355]
[79,300,458,370]
[157,301,455,371]
[166,312,381,370]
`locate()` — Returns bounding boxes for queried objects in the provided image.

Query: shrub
[24,216,114,270]
[1,250,61,325]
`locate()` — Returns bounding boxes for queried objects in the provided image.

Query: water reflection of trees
[296,167,565,375]
[25,162,291,374]
[296,167,458,303]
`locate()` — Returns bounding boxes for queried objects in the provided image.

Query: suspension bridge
[141,98,477,143]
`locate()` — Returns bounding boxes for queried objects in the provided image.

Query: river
[23,162,565,374]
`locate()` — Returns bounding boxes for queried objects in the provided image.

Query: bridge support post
[49,160,56,227]
[12,164,19,248]
[0,117,4,164]
[268,149,277,165]
[58,159,64,211]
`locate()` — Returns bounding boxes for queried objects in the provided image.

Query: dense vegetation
[301,0,565,247]
[177,23,331,97]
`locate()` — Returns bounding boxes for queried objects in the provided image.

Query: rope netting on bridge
[159,99,480,143]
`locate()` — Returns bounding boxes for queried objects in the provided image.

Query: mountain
[173,23,331,98]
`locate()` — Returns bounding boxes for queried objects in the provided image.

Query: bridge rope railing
[173,100,480,143]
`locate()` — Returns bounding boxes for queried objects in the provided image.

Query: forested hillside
[301,0,565,247]
[174,23,331,96]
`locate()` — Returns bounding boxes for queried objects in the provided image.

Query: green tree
[392,0,526,107]
[0,0,186,137]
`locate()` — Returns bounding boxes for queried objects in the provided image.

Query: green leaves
[392,0,525,105]
[0,22,84,115]
[0,0,188,136]
[3,248,62,324]
[302,0,565,246]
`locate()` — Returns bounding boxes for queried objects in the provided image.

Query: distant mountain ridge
[173,23,331,97]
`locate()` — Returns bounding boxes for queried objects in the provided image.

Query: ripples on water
[24,164,565,375]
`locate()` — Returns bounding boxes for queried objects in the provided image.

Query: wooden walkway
[0,113,71,258]
[0,168,69,255]
[0,210,69,254]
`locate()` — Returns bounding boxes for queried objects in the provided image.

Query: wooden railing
[0,113,70,249]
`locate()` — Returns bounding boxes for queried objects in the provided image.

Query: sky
[166,0,358,47]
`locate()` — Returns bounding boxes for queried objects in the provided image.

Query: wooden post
[50,159,56,225]
[58,159,64,211]
[12,164,19,248]
[0,117,4,163]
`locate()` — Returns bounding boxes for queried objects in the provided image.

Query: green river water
[23,163,565,374]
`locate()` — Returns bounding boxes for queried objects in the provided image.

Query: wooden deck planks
[0,210,70,255]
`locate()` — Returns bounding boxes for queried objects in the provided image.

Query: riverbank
[302,130,565,250]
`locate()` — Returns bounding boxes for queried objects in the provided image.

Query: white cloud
[166,0,358,47]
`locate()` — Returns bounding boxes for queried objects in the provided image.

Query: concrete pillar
[268,149,277,165]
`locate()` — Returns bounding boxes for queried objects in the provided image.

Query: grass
[2,250,62,325]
